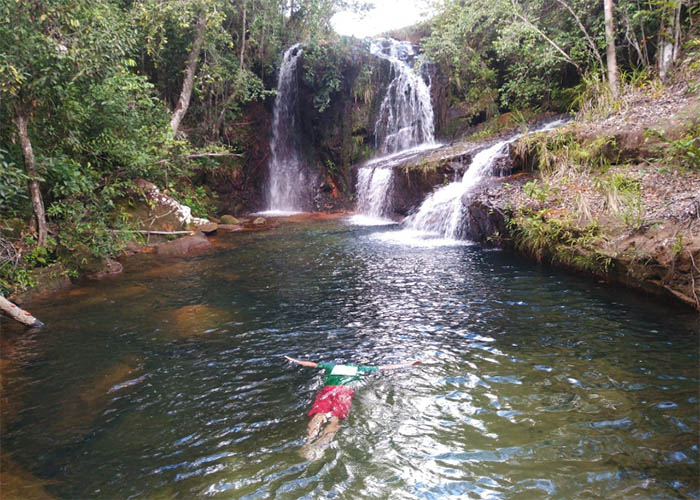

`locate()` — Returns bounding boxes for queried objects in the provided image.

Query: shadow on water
[1,217,698,499]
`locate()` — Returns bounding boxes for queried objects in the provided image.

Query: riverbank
[463,75,700,310]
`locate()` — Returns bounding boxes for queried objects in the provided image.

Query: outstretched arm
[378,360,421,370]
[284,356,318,368]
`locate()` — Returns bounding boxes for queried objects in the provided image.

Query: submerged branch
[0,296,43,328]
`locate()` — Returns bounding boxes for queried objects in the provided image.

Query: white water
[349,167,396,225]
[265,44,313,212]
[353,39,437,223]
[384,119,568,244]
[371,38,435,155]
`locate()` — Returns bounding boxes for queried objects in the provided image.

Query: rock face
[155,232,211,257]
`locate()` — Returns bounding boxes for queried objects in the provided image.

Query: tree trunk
[240,4,246,70]
[657,0,682,81]
[170,13,207,136]
[0,296,43,328]
[604,0,619,96]
[14,102,48,247]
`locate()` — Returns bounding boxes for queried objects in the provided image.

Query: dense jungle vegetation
[1,0,697,296]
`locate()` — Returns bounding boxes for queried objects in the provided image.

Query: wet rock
[154,303,234,340]
[195,222,219,234]
[253,217,266,225]
[0,453,56,499]
[155,232,211,256]
[220,215,240,225]
[217,224,243,232]
[54,356,143,441]
[87,257,123,280]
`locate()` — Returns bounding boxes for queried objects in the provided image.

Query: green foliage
[645,124,700,171]
[0,149,30,216]
[171,184,218,219]
[523,179,553,202]
[351,64,375,104]
[516,129,618,176]
[565,72,618,118]
[594,172,645,229]
[508,209,611,272]
[302,41,343,113]
[0,264,34,297]
[672,234,684,256]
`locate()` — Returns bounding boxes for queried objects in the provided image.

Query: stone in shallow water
[217,224,243,232]
[154,303,235,340]
[0,454,56,500]
[155,232,211,256]
[54,355,143,441]
[195,222,218,234]
[220,215,240,225]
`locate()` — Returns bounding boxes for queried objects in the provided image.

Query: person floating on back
[284,355,420,460]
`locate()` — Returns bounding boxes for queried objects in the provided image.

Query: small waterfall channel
[353,38,437,223]
[264,44,314,214]
[392,119,567,244]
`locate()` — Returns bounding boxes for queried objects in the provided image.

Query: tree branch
[154,152,243,164]
[510,0,583,74]
[554,0,606,73]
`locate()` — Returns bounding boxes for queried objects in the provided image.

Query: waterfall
[353,167,395,224]
[264,44,313,213]
[352,38,437,224]
[405,140,514,239]
[370,38,435,155]
[401,119,567,242]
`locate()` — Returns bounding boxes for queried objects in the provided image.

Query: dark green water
[2,218,698,499]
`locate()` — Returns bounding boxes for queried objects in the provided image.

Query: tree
[0,0,141,247]
[656,0,683,80]
[170,12,208,136]
[604,0,620,96]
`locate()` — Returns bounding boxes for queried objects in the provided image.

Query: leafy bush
[0,149,30,217]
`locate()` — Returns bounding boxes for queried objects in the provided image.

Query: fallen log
[0,296,44,328]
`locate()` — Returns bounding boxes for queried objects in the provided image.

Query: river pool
[1,216,698,499]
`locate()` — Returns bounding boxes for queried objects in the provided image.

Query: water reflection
[1,218,698,499]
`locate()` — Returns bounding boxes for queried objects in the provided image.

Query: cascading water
[388,119,567,244]
[352,39,437,223]
[354,167,395,224]
[371,38,435,155]
[405,139,515,239]
[264,44,313,213]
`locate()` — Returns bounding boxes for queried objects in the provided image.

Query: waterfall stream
[376,120,566,246]
[353,38,437,223]
[264,44,314,214]
[371,38,435,154]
